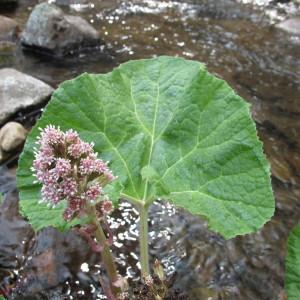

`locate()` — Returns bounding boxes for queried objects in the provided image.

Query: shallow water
[0,0,300,299]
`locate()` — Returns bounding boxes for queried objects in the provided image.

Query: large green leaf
[286,223,300,299]
[17,56,274,237]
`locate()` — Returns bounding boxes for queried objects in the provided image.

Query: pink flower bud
[41,184,62,205]
[53,158,72,177]
[63,208,74,221]
[60,178,78,197]
[85,183,103,201]
[79,158,109,176]
[39,125,64,146]
[101,200,113,215]
[65,129,79,144]
[68,141,93,159]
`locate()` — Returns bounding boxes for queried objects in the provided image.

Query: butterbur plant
[31,126,121,295]
[17,56,275,298]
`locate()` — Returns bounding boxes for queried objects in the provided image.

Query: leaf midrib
[130,81,152,136]
[142,81,160,202]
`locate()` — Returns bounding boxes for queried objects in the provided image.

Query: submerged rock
[0,68,53,124]
[21,3,104,57]
[0,16,19,42]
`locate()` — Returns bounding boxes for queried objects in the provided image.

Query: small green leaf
[285,223,300,299]
[19,198,86,231]
[17,56,274,237]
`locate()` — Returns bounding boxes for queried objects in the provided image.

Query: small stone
[0,122,27,152]
[0,68,53,124]
[276,17,300,36]
[0,16,19,42]
[21,3,103,57]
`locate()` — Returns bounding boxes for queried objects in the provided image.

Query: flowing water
[0,0,300,299]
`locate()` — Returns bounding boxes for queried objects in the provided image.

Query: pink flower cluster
[32,125,115,221]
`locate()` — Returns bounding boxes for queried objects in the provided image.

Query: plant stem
[89,205,119,295]
[139,203,150,276]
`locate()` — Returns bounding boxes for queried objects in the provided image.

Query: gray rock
[0,68,53,124]
[0,122,27,153]
[276,17,300,35]
[21,3,103,56]
[0,16,19,42]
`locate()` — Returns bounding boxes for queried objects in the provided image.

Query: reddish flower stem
[87,204,120,296]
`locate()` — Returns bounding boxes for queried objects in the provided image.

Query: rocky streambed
[0,0,300,299]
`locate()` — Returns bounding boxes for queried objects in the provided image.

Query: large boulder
[0,16,19,42]
[21,3,103,56]
[0,68,53,124]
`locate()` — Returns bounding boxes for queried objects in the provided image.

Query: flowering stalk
[32,125,120,296]
[86,203,119,287]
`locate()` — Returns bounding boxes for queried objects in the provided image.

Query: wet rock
[0,68,53,124]
[0,16,19,42]
[0,166,16,195]
[0,187,34,299]
[0,189,33,270]
[0,122,27,154]
[21,3,103,57]
[276,17,300,35]
[12,227,99,299]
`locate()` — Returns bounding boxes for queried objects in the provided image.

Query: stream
[0,0,300,299]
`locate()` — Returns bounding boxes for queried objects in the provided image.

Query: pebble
[0,122,27,162]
